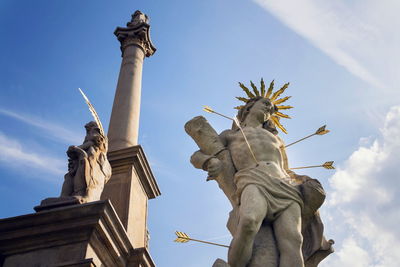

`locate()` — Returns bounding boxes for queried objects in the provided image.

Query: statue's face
[85,121,98,132]
[248,98,274,123]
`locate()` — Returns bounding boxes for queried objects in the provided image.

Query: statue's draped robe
[232,165,333,266]
[234,163,303,220]
[69,132,112,202]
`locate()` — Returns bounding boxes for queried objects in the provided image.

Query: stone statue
[185,80,333,267]
[35,89,112,211]
[127,10,149,27]
[60,121,112,203]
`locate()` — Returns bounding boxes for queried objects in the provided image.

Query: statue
[61,121,111,203]
[35,89,111,211]
[185,79,333,267]
[127,10,149,27]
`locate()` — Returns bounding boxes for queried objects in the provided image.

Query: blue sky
[1,1,400,266]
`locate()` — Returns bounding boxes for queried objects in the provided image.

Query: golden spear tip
[203,105,213,113]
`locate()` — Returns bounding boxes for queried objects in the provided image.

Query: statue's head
[85,121,99,131]
[237,97,279,135]
[235,79,292,134]
[128,10,149,27]
[238,97,277,123]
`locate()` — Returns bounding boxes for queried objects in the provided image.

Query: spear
[285,125,330,148]
[203,106,258,165]
[290,161,335,170]
[174,231,229,248]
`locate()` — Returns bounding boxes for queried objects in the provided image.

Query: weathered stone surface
[34,196,80,212]
[212,258,229,267]
[186,96,333,266]
[34,121,112,213]
[101,145,160,249]
[101,11,160,266]
[0,200,151,267]
[108,10,156,150]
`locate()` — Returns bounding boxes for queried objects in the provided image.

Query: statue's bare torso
[223,125,289,180]
[220,98,304,267]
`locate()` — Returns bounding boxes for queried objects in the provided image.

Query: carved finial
[127,10,149,27]
[114,10,156,57]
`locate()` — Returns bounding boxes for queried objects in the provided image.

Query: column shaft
[108,45,145,151]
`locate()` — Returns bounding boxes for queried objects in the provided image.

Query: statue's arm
[77,141,94,150]
[190,130,230,178]
[277,136,296,179]
[190,150,214,170]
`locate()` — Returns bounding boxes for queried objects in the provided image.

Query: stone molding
[107,145,161,199]
[129,247,155,267]
[0,200,136,267]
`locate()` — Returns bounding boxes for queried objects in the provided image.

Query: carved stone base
[0,200,155,267]
[34,196,80,212]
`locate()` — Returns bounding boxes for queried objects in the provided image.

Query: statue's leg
[73,158,88,198]
[60,174,73,197]
[273,202,304,267]
[228,185,268,267]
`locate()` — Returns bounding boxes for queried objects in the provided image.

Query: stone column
[108,10,156,151]
[101,12,160,266]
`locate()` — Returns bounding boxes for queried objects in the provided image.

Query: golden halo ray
[235,78,292,134]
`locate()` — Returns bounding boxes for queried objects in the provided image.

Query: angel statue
[185,79,334,267]
[61,120,111,203]
[36,89,111,210]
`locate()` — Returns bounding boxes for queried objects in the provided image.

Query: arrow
[203,106,258,165]
[174,231,229,248]
[290,161,335,170]
[203,106,234,121]
[285,125,330,148]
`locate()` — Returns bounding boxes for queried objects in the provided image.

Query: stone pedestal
[101,146,160,249]
[0,200,155,267]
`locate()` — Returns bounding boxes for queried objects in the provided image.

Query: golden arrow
[174,231,229,248]
[290,161,335,170]
[285,125,330,148]
[203,106,234,121]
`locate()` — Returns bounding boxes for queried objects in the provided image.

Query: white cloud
[321,106,400,267]
[0,108,81,144]
[0,131,65,176]
[253,0,400,90]
[326,237,371,267]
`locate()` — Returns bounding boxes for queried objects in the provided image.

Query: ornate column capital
[114,10,156,57]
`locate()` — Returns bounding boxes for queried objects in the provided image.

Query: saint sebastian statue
[185,79,333,267]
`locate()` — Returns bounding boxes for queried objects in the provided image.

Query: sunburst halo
[235,78,293,134]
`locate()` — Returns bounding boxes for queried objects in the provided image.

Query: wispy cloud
[0,108,81,144]
[253,0,400,89]
[0,131,65,177]
[321,106,400,266]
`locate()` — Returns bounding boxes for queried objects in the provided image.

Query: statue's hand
[206,158,222,180]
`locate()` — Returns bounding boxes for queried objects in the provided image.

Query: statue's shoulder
[219,129,235,145]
